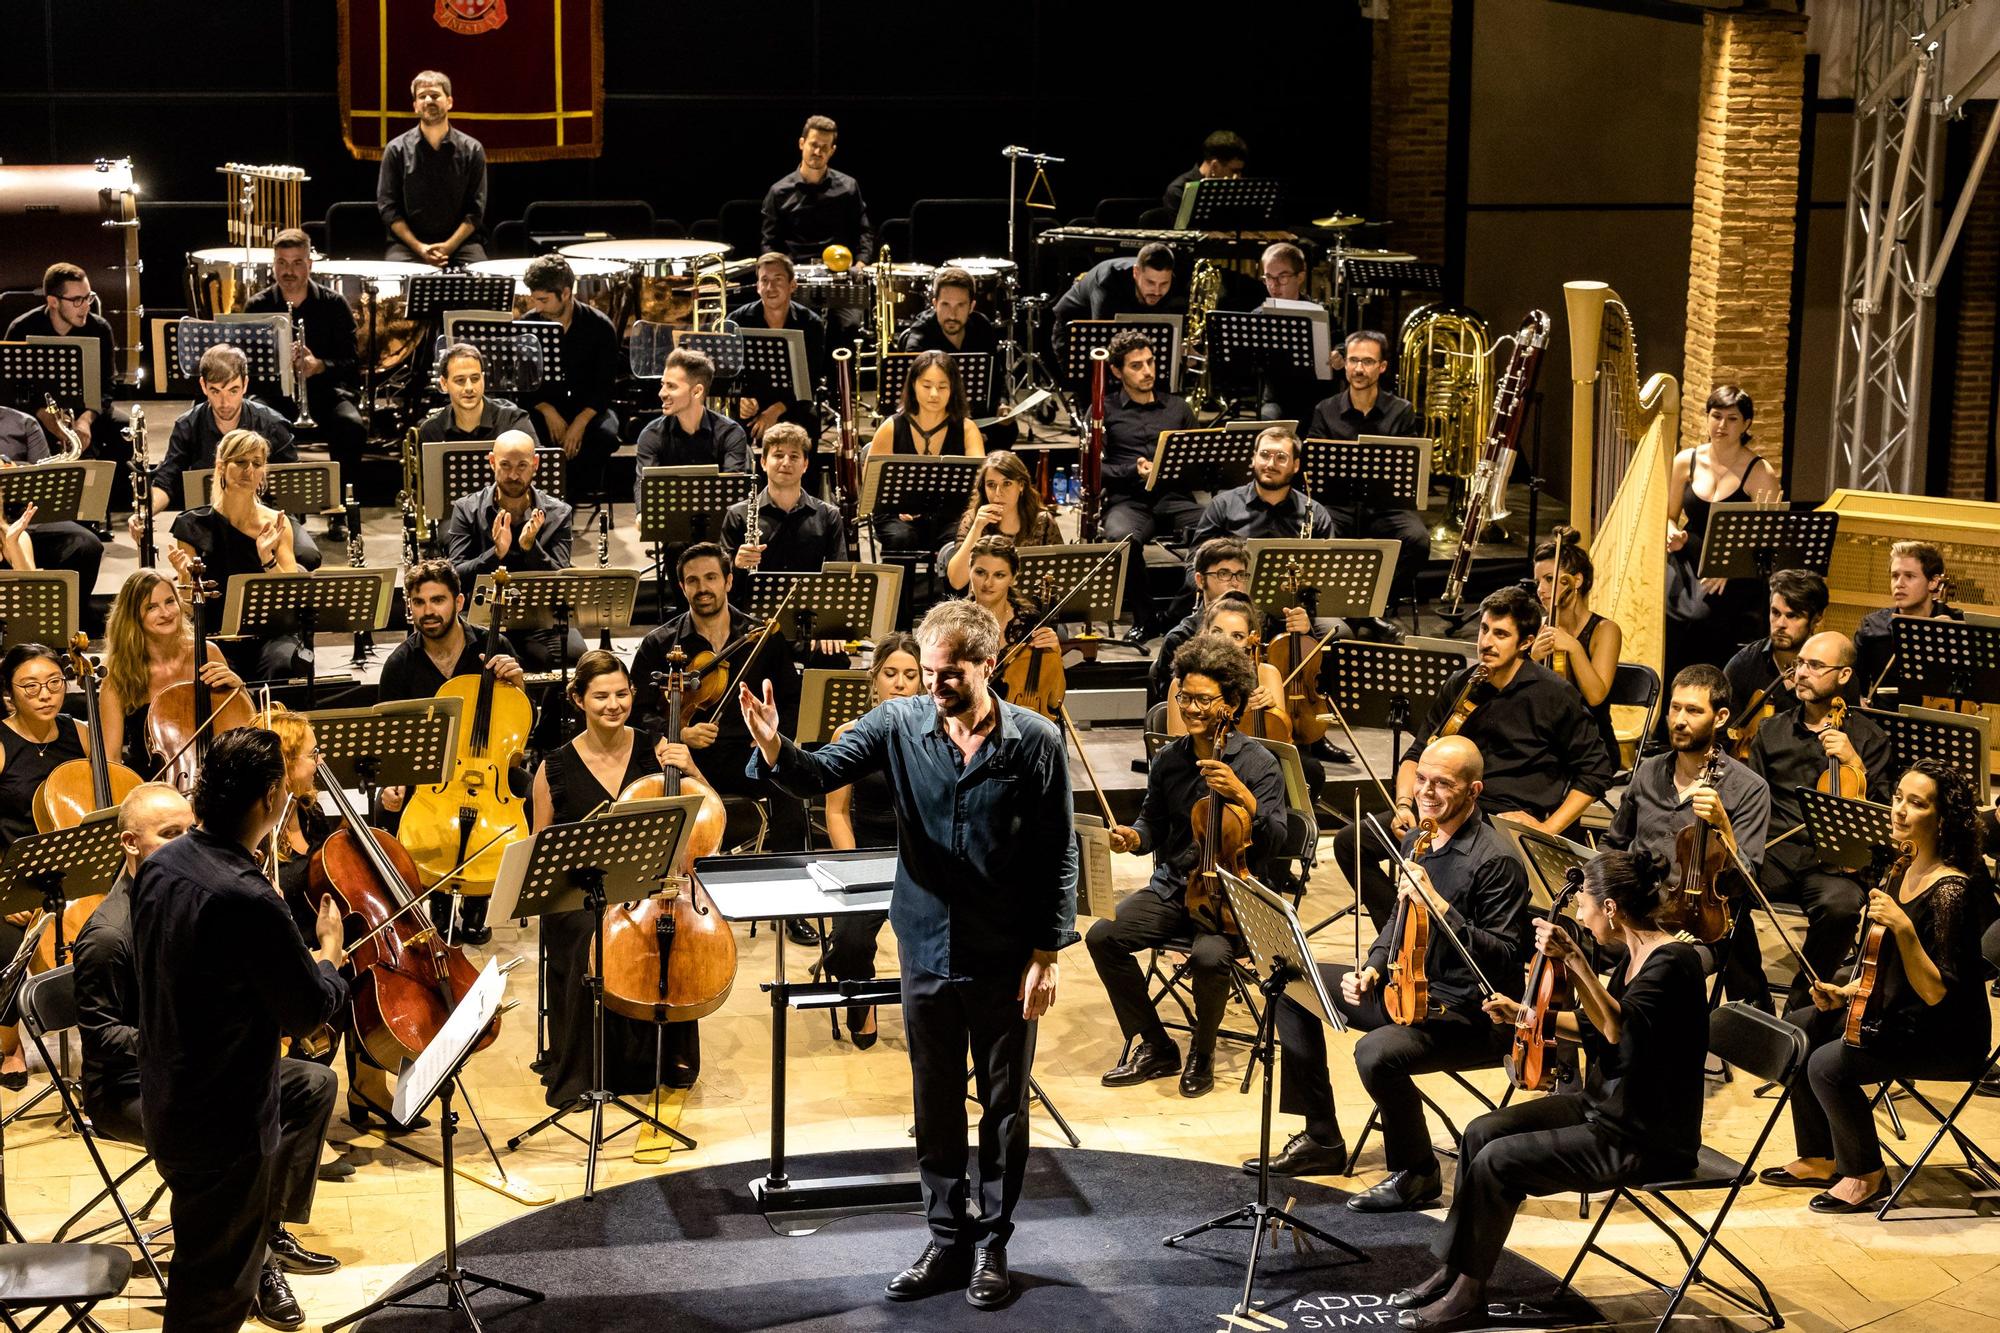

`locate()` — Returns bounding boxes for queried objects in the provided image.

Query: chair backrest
[1709,1000,1807,1087]
[1249,736,1317,839]
[1093,197,1157,228]
[322,201,385,258]
[521,199,656,240]
[717,199,762,259]
[19,962,79,1040]
[1146,700,1168,735]
[1609,661,1662,727]
[907,199,1008,265]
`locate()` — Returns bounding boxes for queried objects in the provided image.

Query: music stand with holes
[473,569,639,727]
[636,467,758,612]
[174,316,291,398]
[309,698,462,808]
[1865,704,1991,804]
[446,317,564,397]
[222,569,396,704]
[1017,542,1128,643]
[1697,504,1839,583]
[799,669,874,745]
[1798,787,1895,876]
[1061,320,1181,393]
[1164,867,1363,1315]
[747,563,901,648]
[0,570,79,652]
[1205,308,1320,395]
[1891,616,2000,712]
[669,329,745,383]
[857,454,985,557]
[498,797,703,1199]
[1508,826,1595,910]
[1301,435,1432,533]
[1325,637,1472,773]
[0,340,89,414]
[1173,177,1284,233]
[426,442,569,518]
[0,462,96,527]
[182,460,340,517]
[1246,538,1398,623]
[879,351,994,414]
[1149,422,1286,497]
[406,274,516,325]
[739,328,811,405]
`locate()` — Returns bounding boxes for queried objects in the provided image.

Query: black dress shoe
[1178,1052,1215,1098]
[967,1244,1010,1309]
[1122,622,1154,646]
[1242,1130,1349,1177]
[1808,1180,1893,1214]
[1387,1266,1454,1309]
[1100,1038,1181,1088]
[0,1067,28,1092]
[1395,1305,1486,1331]
[1348,616,1405,644]
[1347,1167,1444,1212]
[316,1156,355,1183]
[253,1265,306,1330]
[786,918,822,947]
[269,1227,341,1275]
[1758,1165,1836,1189]
[885,1240,973,1300]
[345,1097,429,1136]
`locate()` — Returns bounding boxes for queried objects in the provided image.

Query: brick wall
[1370,0,1454,267]
[1944,102,1999,500]
[1680,11,1808,476]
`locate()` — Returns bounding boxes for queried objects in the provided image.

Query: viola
[1725,661,1794,761]
[147,558,255,793]
[995,580,1066,723]
[1185,710,1249,940]
[1658,749,1735,944]
[308,759,499,1070]
[595,647,739,1024]
[401,569,532,901]
[1844,844,1913,1049]
[1437,665,1492,738]
[675,605,792,725]
[1508,867,1582,1091]
[1239,633,1292,744]
[1382,817,1440,1026]
[1265,559,1330,746]
[1814,697,1868,799]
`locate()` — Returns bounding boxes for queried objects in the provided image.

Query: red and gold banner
[338,0,603,163]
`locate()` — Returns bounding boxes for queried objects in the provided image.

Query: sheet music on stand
[183,460,340,516]
[1300,435,1431,512]
[175,316,290,400]
[1864,703,1991,804]
[747,563,901,644]
[1696,503,1838,581]
[0,571,79,651]
[1172,177,1283,232]
[405,272,515,324]
[1061,319,1183,393]
[393,957,508,1127]
[1798,788,1895,874]
[1206,307,1325,381]
[879,351,993,413]
[0,338,91,413]
[1073,813,1118,922]
[444,315,563,395]
[858,453,985,522]
[472,568,639,637]
[1245,539,1397,621]
[636,466,756,544]
[1890,615,2000,709]
[739,327,811,403]
[0,462,97,527]
[799,668,875,745]
[426,441,568,519]
[307,697,462,791]
[1017,542,1127,630]
[1149,421,1287,495]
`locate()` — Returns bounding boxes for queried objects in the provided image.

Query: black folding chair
[1554,1001,1805,1331]
[1348,1072,1515,1172]
[0,1237,132,1333]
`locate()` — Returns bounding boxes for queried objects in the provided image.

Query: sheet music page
[393,958,507,1125]
[1074,814,1115,919]
[1260,299,1332,378]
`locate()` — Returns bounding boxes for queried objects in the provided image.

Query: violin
[1814,697,1868,799]
[1239,632,1292,743]
[1185,709,1249,941]
[1437,664,1492,738]
[309,758,499,1070]
[674,596,794,725]
[1843,844,1913,1049]
[401,569,532,901]
[1508,867,1582,1091]
[595,647,739,1023]
[1725,660,1795,761]
[1265,559,1330,746]
[995,578,1066,723]
[1382,817,1440,1026]
[147,558,255,793]
[1658,749,1735,944]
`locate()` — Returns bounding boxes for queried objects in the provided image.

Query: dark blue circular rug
[355,1147,1599,1330]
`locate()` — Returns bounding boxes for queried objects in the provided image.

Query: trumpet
[289,311,316,429]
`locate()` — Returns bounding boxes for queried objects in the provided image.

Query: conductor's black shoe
[1242,1130,1348,1177]
[253,1265,307,1330]
[1347,1167,1444,1212]
[967,1244,1010,1309]
[1100,1038,1181,1088]
[269,1227,341,1275]
[1178,1052,1215,1098]
[786,918,821,947]
[885,1240,973,1300]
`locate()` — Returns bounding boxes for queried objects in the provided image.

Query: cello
[1381,817,1439,1025]
[1265,559,1331,747]
[1507,867,1582,1091]
[1658,750,1734,944]
[1184,706,1250,941]
[995,575,1066,723]
[400,569,532,904]
[596,647,737,1023]
[1843,845,1913,1049]
[146,557,255,793]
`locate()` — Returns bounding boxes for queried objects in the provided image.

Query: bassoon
[1443,310,1550,613]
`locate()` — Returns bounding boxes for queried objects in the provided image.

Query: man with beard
[896,268,1004,428]
[1306,330,1431,614]
[1097,330,1198,643]
[1337,586,1614,932]
[439,430,574,671]
[4,261,133,500]
[1245,735,1532,1213]
[377,70,487,266]
[1049,243,1184,365]
[1723,569,1826,727]
[417,342,533,443]
[760,114,874,347]
[522,256,622,501]
[634,347,749,476]
[375,558,525,943]
[244,230,369,503]
[1853,541,1965,707]
[1186,426,1335,548]
[740,598,1075,1310]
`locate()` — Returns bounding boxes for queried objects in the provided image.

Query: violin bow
[1363,813,1500,999]
[685,577,804,720]
[992,542,1126,674]
[1056,704,1117,828]
[1717,827,1823,989]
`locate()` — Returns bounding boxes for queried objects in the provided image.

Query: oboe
[130,406,156,569]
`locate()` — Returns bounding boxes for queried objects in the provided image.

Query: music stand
[747,563,901,647]
[309,697,463,806]
[738,328,810,405]
[1148,422,1284,496]
[1018,542,1128,643]
[406,273,516,324]
[1890,616,2000,712]
[798,669,874,745]
[221,568,396,704]
[1798,787,1895,875]
[1865,703,1991,804]
[665,328,745,382]
[858,453,985,537]
[1061,320,1181,394]
[0,571,79,651]
[879,351,994,413]
[1301,435,1432,524]
[1696,504,1839,582]
[473,569,639,712]
[1205,308,1322,384]
[0,340,89,414]
[0,462,97,527]
[1173,176,1283,232]
[174,316,291,400]
[182,460,341,517]
[1246,539,1398,622]
[426,442,569,520]
[1507,825,1595,912]
[1164,867,1363,1316]
[497,796,703,1198]
[636,466,758,612]
[1324,637,1473,772]
[445,317,564,397]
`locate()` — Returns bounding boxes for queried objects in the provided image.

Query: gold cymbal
[1309,213,1369,230]
[1336,248,1417,263]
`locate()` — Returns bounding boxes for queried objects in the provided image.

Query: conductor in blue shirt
[740,598,1077,1312]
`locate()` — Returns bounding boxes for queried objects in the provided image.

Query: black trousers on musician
[1723,840,1864,1012]
[154,1058,337,1333]
[1085,889,1235,1062]
[28,519,103,603]
[530,409,621,505]
[1784,1003,1986,1178]
[1330,503,1431,605]
[1101,491,1202,630]
[904,967,1037,1248]
[1278,962,1509,1174]
[1432,1095,1656,1284]
[701,738,807,853]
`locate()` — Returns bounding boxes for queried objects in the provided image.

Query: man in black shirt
[245,230,369,499]
[417,341,534,443]
[1097,330,1199,641]
[1187,426,1335,549]
[1049,244,1184,364]
[719,423,846,603]
[635,347,750,479]
[1257,243,1343,425]
[761,113,875,265]
[4,262,133,496]
[1854,540,1963,708]
[521,256,621,499]
[896,266,1004,420]
[1248,735,1531,1213]
[1163,130,1248,215]
[376,70,487,266]
[1723,568,1825,724]
[1306,330,1432,602]
[131,731,348,1332]
[1603,664,1770,877]
[727,253,827,441]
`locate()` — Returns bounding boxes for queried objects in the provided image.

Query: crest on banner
[434,0,508,35]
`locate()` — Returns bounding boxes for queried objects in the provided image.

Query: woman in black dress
[99,570,245,776]
[529,651,703,1129]
[1765,758,1996,1212]
[865,350,987,554]
[1529,530,1622,768]
[169,429,302,682]
[1663,385,1782,684]
[1392,850,1708,1331]
[822,633,922,1049]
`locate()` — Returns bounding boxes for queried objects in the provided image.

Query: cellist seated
[1243,736,1531,1215]
[1087,631,1286,1100]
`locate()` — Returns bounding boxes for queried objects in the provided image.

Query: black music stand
[1301,435,1431,533]
[446,317,565,398]
[857,454,985,554]
[1206,308,1323,389]
[1018,542,1128,642]
[475,569,639,726]
[499,797,703,1199]
[0,571,79,652]
[879,351,994,414]
[1509,826,1595,909]
[798,669,874,745]
[636,467,758,613]
[0,464,89,527]
[1798,788,1895,875]
[427,442,569,518]
[1864,704,1991,803]
[1150,422,1283,497]
[1173,176,1283,232]
[747,564,899,650]
[1061,319,1178,389]
[1246,539,1397,623]
[310,698,462,812]
[1164,867,1363,1318]
[1696,504,1839,583]
[668,329,745,382]
[0,341,88,414]
[222,568,395,704]
[175,316,289,400]
[182,460,340,517]
[1325,637,1472,773]
[1339,258,1443,296]
[406,273,516,324]
[1892,616,2000,713]
[739,328,811,406]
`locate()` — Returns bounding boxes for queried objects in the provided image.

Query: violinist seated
[718,423,847,647]
[140,343,323,572]
[1149,537,1252,708]
[965,535,1061,695]
[1735,631,1894,1012]
[97,570,248,776]
[1528,531,1621,768]
[1392,851,1707,1329]
[439,430,578,672]
[168,430,307,684]
[1722,568,1826,737]
[942,452,1062,594]
[1854,540,1964,708]
[1246,736,1532,1215]
[634,347,750,477]
[1088,631,1287,1100]
[1339,586,1614,933]
[1763,761,1997,1214]
[1164,594,1323,797]
[417,341,534,443]
[0,402,107,597]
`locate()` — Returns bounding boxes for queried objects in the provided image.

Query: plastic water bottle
[1054,466,1073,507]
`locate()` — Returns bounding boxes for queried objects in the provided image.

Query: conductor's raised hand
[739,678,782,760]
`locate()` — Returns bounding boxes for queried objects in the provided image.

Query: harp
[1565,281,1678,677]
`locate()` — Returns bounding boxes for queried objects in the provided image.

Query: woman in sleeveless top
[1664,385,1782,683]
[1164,594,1289,740]
[823,633,924,1049]
[866,350,987,555]
[944,450,1062,591]
[0,644,87,1087]
[965,535,1058,656]
[99,570,245,778]
[169,429,302,683]
[1530,530,1623,768]
[529,654,702,1135]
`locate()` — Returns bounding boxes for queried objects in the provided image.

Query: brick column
[1369,0,1454,267]
[1942,103,1999,500]
[1680,11,1809,475]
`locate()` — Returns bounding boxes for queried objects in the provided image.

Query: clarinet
[598,510,610,567]
[345,483,374,663]
[130,406,156,569]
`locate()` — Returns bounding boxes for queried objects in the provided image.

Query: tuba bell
[1399,304,1493,520]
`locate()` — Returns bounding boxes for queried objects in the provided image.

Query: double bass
[1184,707,1249,941]
[1381,818,1440,1025]
[595,648,737,1023]
[146,557,255,793]
[1507,867,1582,1091]
[1658,750,1734,944]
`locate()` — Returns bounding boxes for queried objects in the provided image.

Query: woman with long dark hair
[866,350,987,554]
[944,451,1062,591]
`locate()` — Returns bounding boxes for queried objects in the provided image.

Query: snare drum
[187,247,275,317]
[879,263,936,329]
[794,262,875,317]
[311,259,436,373]
[559,238,730,331]
[944,257,1018,316]
[470,256,629,324]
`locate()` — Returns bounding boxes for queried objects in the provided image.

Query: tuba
[1182,259,1223,412]
[1399,305,1492,514]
